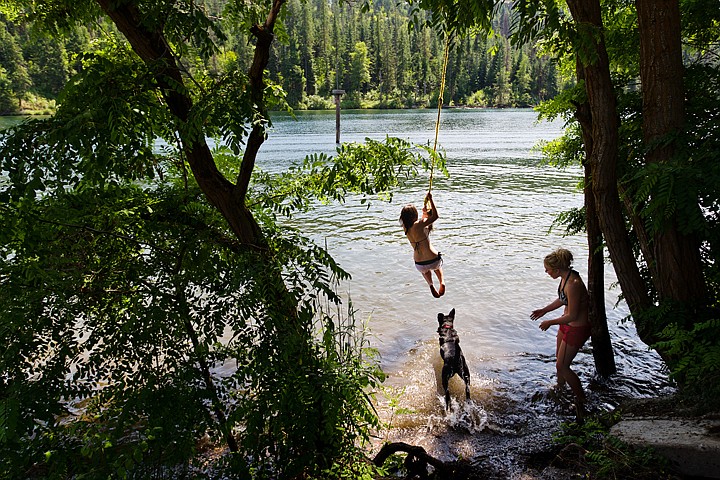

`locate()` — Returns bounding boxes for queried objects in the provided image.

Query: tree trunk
[93,0,333,459]
[575,62,616,377]
[566,1,652,338]
[636,0,706,313]
[95,0,267,249]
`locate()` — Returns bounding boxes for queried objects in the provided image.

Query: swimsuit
[557,269,591,347]
[415,253,443,273]
[409,228,441,272]
[412,234,429,251]
[557,269,577,305]
[559,323,592,348]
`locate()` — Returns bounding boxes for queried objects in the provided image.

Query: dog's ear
[449,308,455,319]
[437,312,444,324]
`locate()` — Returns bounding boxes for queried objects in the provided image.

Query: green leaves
[0,1,445,476]
[250,136,443,219]
[0,48,170,202]
[654,316,720,404]
[0,150,402,476]
[407,0,496,37]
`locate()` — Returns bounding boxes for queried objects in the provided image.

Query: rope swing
[425,33,452,210]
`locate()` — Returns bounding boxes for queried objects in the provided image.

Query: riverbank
[367,394,719,480]
[2,100,532,119]
[186,395,712,479]
[1,94,55,117]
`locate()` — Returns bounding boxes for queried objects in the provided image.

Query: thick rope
[427,34,451,206]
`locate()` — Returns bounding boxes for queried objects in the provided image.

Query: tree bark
[566,0,652,340]
[636,0,706,311]
[236,0,284,205]
[575,62,616,377]
[618,183,658,284]
[95,0,265,249]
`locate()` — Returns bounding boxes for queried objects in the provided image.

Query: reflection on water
[265,108,672,470]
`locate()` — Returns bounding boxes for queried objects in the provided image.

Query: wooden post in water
[331,89,345,143]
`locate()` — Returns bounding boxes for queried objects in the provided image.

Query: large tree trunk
[575,62,616,377]
[566,1,652,339]
[93,0,329,458]
[636,0,706,314]
[95,0,271,249]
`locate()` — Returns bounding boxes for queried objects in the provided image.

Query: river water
[2,109,672,476]
[261,108,673,476]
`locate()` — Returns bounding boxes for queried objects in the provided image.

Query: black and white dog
[437,308,471,409]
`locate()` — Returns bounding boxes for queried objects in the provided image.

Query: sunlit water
[2,109,672,474]
[261,108,673,474]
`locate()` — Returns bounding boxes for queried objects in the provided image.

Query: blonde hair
[544,248,574,270]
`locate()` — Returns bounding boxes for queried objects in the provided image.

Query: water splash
[426,398,489,434]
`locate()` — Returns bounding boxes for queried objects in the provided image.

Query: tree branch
[235,0,286,204]
[94,0,267,247]
[373,442,476,479]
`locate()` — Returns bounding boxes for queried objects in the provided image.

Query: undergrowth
[552,411,682,479]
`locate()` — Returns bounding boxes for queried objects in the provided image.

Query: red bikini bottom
[559,323,591,348]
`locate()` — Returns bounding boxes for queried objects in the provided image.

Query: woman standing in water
[400,192,445,298]
[530,248,591,418]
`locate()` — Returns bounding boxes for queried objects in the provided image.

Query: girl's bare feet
[574,401,586,424]
[430,285,441,298]
[438,284,446,296]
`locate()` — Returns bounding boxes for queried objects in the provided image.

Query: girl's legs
[433,268,445,296]
[421,271,441,298]
[556,340,586,419]
[555,330,566,389]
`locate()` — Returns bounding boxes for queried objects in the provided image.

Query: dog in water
[437,308,471,409]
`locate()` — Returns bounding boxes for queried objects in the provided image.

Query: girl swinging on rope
[400,192,445,298]
[399,34,450,298]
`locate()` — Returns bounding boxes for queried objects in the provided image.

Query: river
[2,109,672,476]
[261,108,673,477]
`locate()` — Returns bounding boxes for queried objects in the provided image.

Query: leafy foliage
[1,42,173,203]
[0,1,441,477]
[0,153,401,477]
[654,317,720,406]
[553,411,676,479]
[248,136,441,218]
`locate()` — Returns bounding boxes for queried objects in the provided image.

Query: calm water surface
[263,108,672,471]
[3,109,671,473]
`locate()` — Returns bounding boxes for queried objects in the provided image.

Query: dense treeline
[263,0,564,108]
[0,17,91,114]
[0,0,564,114]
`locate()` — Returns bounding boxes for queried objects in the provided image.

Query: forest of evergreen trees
[0,0,566,114]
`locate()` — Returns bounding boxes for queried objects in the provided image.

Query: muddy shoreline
[368,389,713,479]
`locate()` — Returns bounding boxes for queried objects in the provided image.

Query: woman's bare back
[407,222,438,262]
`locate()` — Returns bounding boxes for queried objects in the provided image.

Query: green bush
[465,89,489,107]
[654,317,720,408]
[305,94,335,110]
[553,412,675,479]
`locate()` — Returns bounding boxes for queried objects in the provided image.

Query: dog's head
[437,308,456,332]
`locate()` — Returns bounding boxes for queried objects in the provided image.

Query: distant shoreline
[2,104,536,118]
